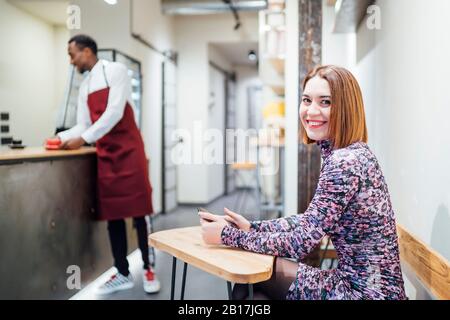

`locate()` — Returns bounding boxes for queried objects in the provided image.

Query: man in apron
[56,35,160,295]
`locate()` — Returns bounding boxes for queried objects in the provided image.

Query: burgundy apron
[87,63,153,220]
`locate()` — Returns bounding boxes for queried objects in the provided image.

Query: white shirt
[58,60,135,144]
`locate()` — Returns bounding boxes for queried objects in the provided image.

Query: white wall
[71,0,176,214]
[322,0,450,299]
[54,25,71,112]
[175,13,259,203]
[208,45,233,71]
[0,0,68,146]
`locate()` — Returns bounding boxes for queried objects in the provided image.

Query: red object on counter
[45,138,61,150]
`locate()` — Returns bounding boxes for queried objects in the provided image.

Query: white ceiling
[8,0,69,26]
[7,0,260,68]
[210,41,259,67]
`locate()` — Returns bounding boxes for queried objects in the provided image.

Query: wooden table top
[149,226,274,284]
[0,146,96,162]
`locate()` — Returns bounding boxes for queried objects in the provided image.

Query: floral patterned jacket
[221,140,407,300]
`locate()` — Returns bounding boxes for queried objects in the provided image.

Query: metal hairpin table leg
[170,257,177,300]
[148,216,156,267]
[248,284,254,300]
[180,262,188,300]
[227,281,233,300]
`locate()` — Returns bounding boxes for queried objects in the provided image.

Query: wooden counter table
[0,146,96,162]
[0,145,139,299]
[149,226,274,300]
[0,146,103,299]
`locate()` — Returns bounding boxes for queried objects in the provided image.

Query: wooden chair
[231,162,260,213]
[319,236,337,269]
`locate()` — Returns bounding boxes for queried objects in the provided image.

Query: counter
[0,146,138,299]
[0,146,96,162]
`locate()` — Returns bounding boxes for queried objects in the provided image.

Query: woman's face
[299,76,331,141]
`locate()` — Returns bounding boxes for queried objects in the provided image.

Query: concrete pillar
[297,0,323,267]
[297,0,322,214]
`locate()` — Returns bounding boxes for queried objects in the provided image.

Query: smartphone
[197,207,238,228]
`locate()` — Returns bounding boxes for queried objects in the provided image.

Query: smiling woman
[201,65,407,300]
[300,76,332,142]
[300,65,368,149]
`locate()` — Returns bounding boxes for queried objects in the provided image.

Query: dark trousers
[232,257,298,300]
[107,216,150,276]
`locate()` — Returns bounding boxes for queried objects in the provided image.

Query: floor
[71,189,277,300]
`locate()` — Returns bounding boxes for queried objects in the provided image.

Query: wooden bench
[397,224,450,300]
[317,226,450,300]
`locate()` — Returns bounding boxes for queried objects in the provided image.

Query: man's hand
[44,136,61,147]
[62,137,86,150]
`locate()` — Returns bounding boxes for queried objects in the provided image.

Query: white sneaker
[143,268,160,294]
[96,273,134,295]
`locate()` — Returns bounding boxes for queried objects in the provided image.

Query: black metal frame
[98,48,143,129]
[58,66,76,133]
[161,60,179,214]
[161,62,166,214]
[169,257,254,300]
[57,48,143,135]
[224,76,229,195]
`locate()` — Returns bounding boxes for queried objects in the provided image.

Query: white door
[162,61,178,213]
[225,79,237,194]
[208,65,226,200]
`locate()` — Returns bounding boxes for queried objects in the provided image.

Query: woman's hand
[198,211,226,224]
[199,211,228,245]
[223,207,251,232]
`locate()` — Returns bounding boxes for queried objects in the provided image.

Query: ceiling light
[104,0,118,5]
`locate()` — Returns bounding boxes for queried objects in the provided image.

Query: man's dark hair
[68,34,97,55]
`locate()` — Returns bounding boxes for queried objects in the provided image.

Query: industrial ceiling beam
[161,0,267,15]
